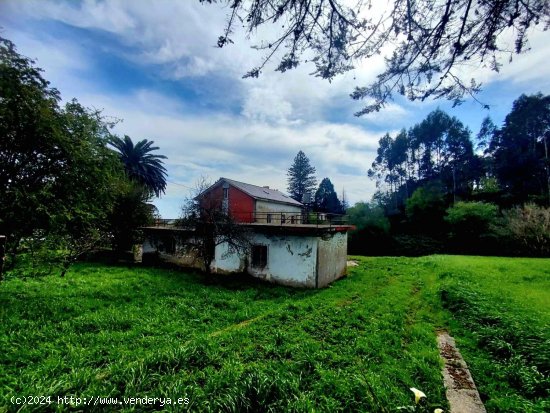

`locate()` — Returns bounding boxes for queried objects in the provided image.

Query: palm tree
[109,135,167,197]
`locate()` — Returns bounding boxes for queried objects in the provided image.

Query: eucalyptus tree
[490,93,550,204]
[205,0,549,114]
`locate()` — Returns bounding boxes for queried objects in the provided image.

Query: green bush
[346,203,391,255]
[406,183,446,236]
[445,201,499,253]
[503,203,550,257]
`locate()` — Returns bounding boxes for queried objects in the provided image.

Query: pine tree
[287,151,317,202]
[314,178,342,213]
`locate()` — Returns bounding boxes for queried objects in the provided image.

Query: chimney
[263,186,270,189]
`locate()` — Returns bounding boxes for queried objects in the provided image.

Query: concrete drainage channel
[437,331,487,413]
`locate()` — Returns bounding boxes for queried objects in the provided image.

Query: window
[223,187,228,199]
[251,245,268,268]
[267,214,272,223]
[281,214,286,224]
[159,237,176,254]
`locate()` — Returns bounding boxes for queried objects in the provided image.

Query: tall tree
[108,135,167,252]
[476,116,498,152]
[0,37,124,266]
[206,0,548,114]
[287,151,317,202]
[314,178,342,214]
[490,93,550,204]
[109,135,168,197]
[0,36,63,250]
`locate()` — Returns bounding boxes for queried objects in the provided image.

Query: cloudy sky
[2,1,549,217]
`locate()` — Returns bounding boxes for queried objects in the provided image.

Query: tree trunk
[60,257,75,277]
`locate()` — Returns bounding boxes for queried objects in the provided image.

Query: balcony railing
[151,212,348,228]
[235,211,347,227]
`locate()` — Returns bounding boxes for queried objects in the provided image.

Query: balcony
[151,211,348,229]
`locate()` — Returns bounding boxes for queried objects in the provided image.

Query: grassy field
[1,256,548,412]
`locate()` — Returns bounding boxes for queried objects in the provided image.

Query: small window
[223,188,228,199]
[159,237,176,254]
[251,245,268,268]
[281,214,286,224]
[267,214,272,223]
[290,216,295,224]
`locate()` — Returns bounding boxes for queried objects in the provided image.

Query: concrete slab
[437,331,486,413]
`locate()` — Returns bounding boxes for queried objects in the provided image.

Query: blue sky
[2,1,549,217]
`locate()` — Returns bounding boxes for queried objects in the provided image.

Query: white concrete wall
[316,232,348,287]
[212,243,245,274]
[214,232,318,287]
[143,227,347,288]
[255,200,302,224]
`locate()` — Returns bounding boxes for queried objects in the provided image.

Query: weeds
[439,257,550,412]
[1,256,548,411]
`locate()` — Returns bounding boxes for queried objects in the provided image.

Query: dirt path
[437,331,486,413]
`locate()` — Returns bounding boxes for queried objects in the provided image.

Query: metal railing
[236,211,348,227]
[152,219,177,227]
[151,212,348,228]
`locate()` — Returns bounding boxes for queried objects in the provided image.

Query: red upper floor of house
[197,177,303,223]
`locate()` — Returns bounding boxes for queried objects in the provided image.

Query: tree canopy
[287,150,317,202]
[314,177,343,213]
[353,92,550,257]
[205,0,549,114]
[0,36,124,252]
[488,93,550,204]
[109,135,168,197]
[0,36,168,272]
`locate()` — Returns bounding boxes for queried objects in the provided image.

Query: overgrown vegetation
[348,96,550,257]
[0,36,167,276]
[1,256,548,412]
[437,256,550,412]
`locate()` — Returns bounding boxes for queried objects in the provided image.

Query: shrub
[346,203,391,255]
[445,201,499,253]
[405,183,446,235]
[503,203,550,256]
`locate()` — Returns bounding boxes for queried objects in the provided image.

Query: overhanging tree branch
[203,0,550,114]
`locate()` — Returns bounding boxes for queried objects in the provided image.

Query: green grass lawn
[1,256,548,412]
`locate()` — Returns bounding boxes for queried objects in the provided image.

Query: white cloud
[3,0,548,217]
[242,87,295,124]
[72,89,379,217]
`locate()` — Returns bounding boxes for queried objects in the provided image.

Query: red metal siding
[200,185,224,210]
[228,186,255,222]
[199,183,255,223]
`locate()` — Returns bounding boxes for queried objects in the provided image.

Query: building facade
[197,178,303,224]
[142,178,352,288]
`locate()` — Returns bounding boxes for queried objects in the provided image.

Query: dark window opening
[159,237,176,254]
[223,188,228,199]
[251,245,268,268]
[281,214,286,224]
[267,214,272,223]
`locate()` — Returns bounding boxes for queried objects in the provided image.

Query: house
[197,177,303,224]
[142,178,353,288]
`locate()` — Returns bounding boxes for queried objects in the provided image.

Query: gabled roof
[205,177,303,207]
